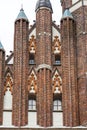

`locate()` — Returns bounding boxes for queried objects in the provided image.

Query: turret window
[55,54,61,65]
[53,100,62,111]
[29,53,35,64]
[28,99,36,110]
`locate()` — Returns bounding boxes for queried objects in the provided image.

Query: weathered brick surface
[3,0,87,128]
[72,6,87,126]
[12,19,29,126]
[61,18,79,126]
[0,50,5,125]
[61,0,72,12]
[36,8,52,127]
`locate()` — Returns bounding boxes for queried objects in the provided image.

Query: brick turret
[36,0,53,127]
[61,9,79,126]
[61,0,72,12]
[69,0,87,126]
[12,8,29,126]
[0,42,5,125]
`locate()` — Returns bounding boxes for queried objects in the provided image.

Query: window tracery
[29,35,36,54]
[28,70,37,94]
[52,70,62,94]
[52,36,61,54]
[4,73,13,95]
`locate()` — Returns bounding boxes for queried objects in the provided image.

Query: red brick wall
[0,50,5,125]
[61,17,79,126]
[61,0,72,12]
[12,19,29,126]
[36,8,53,127]
[36,8,52,66]
[72,6,87,126]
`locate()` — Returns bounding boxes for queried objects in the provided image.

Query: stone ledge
[0,128,87,130]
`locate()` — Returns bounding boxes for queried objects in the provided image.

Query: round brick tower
[0,42,5,125]
[35,0,53,127]
[61,0,72,12]
[61,0,87,126]
[61,9,79,127]
[12,8,29,126]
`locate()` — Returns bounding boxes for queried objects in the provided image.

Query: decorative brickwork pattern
[2,0,87,128]
[4,73,13,95]
[52,69,62,94]
[28,70,37,94]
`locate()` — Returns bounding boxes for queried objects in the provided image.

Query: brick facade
[0,0,87,128]
[61,0,87,127]
[12,19,29,126]
[72,5,87,126]
[36,8,53,127]
[0,49,5,124]
[61,0,72,12]
[61,17,79,126]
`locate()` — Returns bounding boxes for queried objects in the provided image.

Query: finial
[21,4,23,9]
[20,4,24,11]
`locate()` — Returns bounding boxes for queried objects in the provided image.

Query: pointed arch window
[28,99,36,110]
[53,99,62,111]
[4,73,13,95]
[55,54,61,65]
[52,36,61,65]
[52,70,62,94]
[29,35,36,65]
[28,70,37,94]
[29,53,35,64]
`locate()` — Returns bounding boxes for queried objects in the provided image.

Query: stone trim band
[37,64,52,71]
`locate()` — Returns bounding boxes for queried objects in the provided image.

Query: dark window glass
[29,54,35,64]
[55,55,61,65]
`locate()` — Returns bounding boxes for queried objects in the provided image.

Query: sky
[0,0,62,56]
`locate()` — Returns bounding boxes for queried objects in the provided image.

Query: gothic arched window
[52,70,62,94]
[55,54,61,65]
[29,35,36,65]
[28,99,36,110]
[53,99,62,111]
